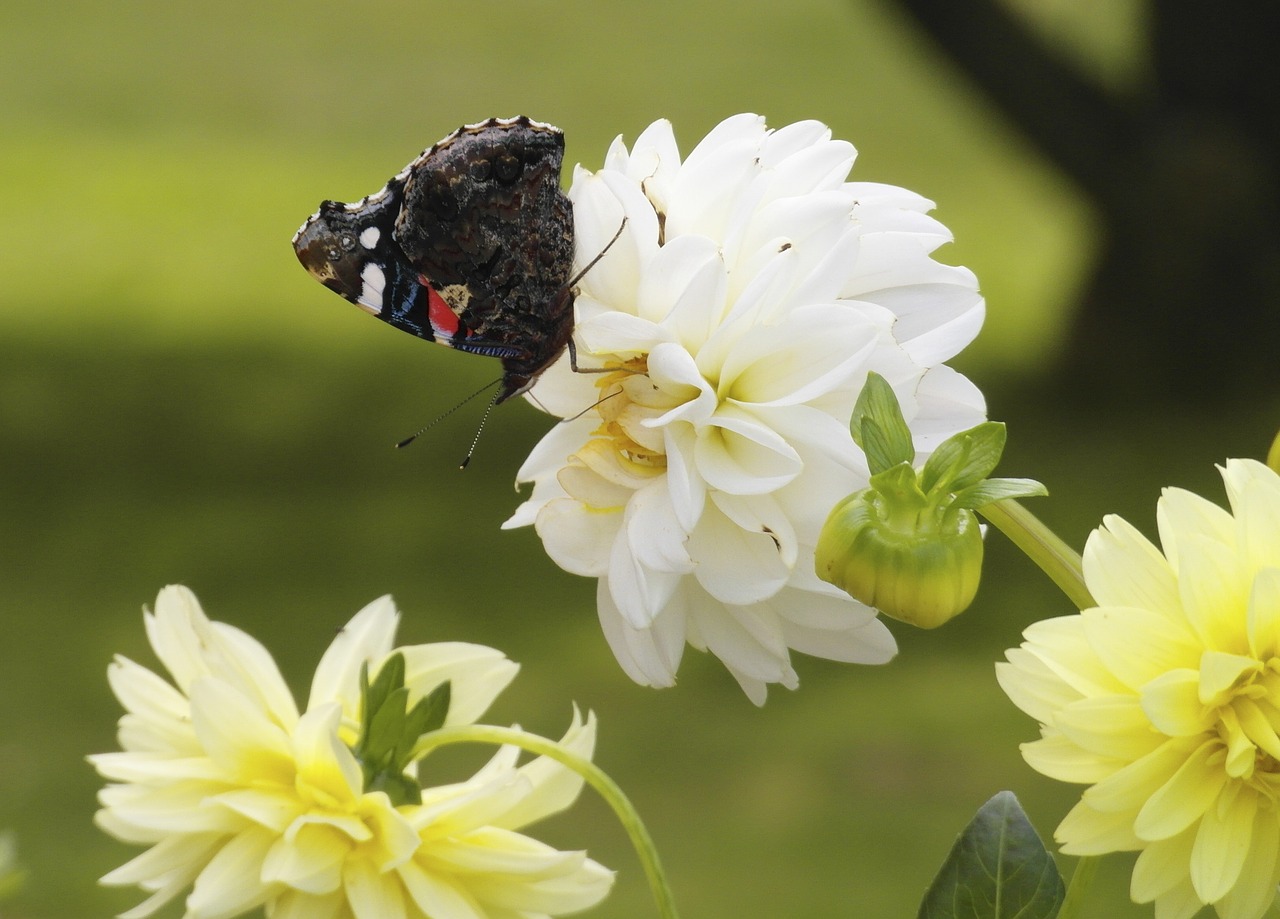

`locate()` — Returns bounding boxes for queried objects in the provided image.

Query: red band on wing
[424,277,461,342]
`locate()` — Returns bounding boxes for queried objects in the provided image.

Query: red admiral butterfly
[292,116,574,403]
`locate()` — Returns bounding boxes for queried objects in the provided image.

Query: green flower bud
[815,488,984,628]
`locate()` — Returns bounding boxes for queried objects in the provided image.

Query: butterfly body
[293,116,574,402]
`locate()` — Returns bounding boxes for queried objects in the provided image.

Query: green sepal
[354,653,452,807]
[921,422,1006,494]
[917,791,1064,919]
[868,462,927,507]
[854,373,915,473]
[952,478,1049,510]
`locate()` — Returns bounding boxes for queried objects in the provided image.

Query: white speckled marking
[359,226,380,249]
[358,262,386,314]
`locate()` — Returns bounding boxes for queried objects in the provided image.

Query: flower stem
[1056,856,1099,919]
[413,724,679,919]
[978,498,1094,611]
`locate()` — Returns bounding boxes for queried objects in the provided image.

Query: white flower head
[505,114,986,703]
[91,586,612,919]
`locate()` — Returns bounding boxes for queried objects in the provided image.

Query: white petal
[307,595,399,712]
[189,677,293,781]
[399,643,519,727]
[509,414,596,490]
[576,309,669,357]
[185,827,275,919]
[493,709,596,831]
[690,594,791,683]
[781,608,898,665]
[624,478,695,575]
[638,233,728,344]
[694,404,801,495]
[343,856,407,919]
[711,491,798,569]
[596,580,685,687]
[663,421,707,532]
[688,504,790,605]
[398,860,487,919]
[607,527,684,627]
[715,303,878,407]
[534,496,621,577]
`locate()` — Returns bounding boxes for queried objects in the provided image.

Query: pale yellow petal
[398,859,487,919]
[1084,738,1193,816]
[1055,695,1163,761]
[1199,651,1262,705]
[262,822,348,894]
[1131,829,1196,901]
[269,887,348,919]
[1246,567,1280,660]
[186,826,275,919]
[470,854,615,914]
[1157,486,1236,573]
[1213,807,1280,919]
[1141,668,1215,737]
[1018,615,1128,698]
[1177,536,1250,652]
[1084,514,1180,614]
[1189,782,1255,901]
[1222,459,1280,573]
[492,708,595,831]
[1055,797,1142,854]
[1082,606,1200,690]
[996,654,1082,724]
[306,594,398,714]
[1135,739,1226,840]
[1020,732,1122,784]
[344,856,407,919]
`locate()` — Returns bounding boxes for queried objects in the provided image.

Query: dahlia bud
[816,483,984,628]
[815,373,1046,628]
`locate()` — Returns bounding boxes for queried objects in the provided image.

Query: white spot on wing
[359,226,380,249]
[358,262,386,314]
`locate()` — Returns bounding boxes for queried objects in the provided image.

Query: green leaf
[917,791,1064,919]
[362,654,406,737]
[953,478,1049,510]
[400,681,451,760]
[854,373,914,472]
[367,686,410,756]
[921,423,1007,494]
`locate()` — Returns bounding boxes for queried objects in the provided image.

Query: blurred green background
[2,0,1276,917]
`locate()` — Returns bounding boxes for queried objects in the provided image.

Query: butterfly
[292,116,575,404]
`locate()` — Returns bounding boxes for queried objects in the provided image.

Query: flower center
[1208,656,1280,791]
[591,359,669,471]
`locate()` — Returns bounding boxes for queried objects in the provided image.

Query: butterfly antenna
[566,217,627,289]
[395,378,500,449]
[560,386,624,423]
[458,391,500,470]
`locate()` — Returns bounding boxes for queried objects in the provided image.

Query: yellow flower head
[998,459,1280,919]
[91,587,613,919]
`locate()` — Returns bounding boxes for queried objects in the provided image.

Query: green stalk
[413,724,679,919]
[978,498,1094,611]
[1056,856,1099,919]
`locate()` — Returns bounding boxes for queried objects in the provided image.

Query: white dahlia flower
[504,114,986,703]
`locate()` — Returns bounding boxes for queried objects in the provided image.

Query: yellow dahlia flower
[998,459,1280,919]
